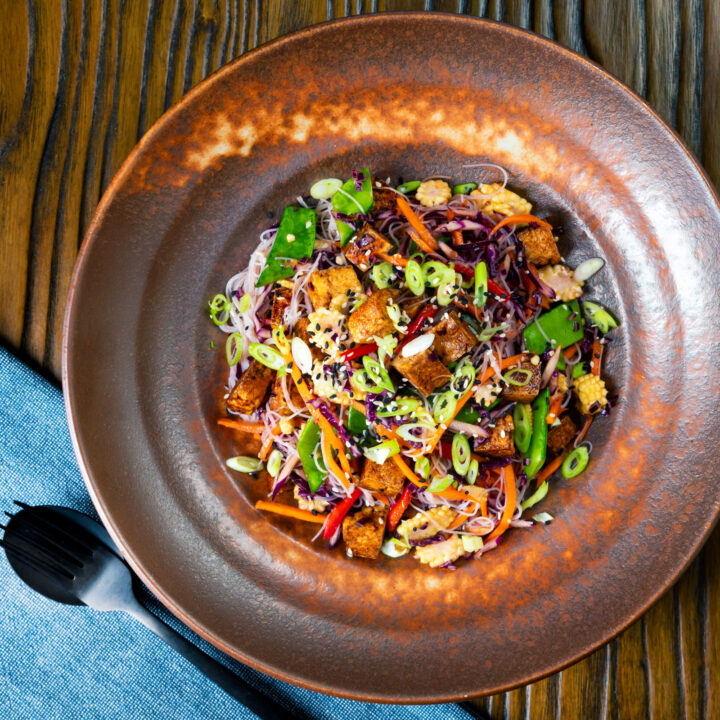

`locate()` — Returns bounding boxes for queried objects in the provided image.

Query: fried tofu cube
[269,285,292,330]
[547,415,578,454]
[475,414,515,458]
[431,311,477,364]
[358,459,405,497]
[501,361,541,403]
[342,224,392,270]
[391,349,451,396]
[267,372,304,416]
[342,506,388,559]
[226,359,274,414]
[517,226,562,266]
[369,179,398,216]
[347,288,397,343]
[307,266,362,310]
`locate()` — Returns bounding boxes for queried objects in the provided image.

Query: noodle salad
[208,169,618,569]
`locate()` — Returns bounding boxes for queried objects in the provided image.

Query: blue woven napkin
[0,345,478,720]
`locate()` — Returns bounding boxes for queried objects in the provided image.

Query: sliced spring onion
[351,370,374,393]
[474,262,488,308]
[573,257,605,281]
[386,303,401,325]
[371,261,395,289]
[451,362,476,394]
[209,293,230,325]
[433,391,457,425]
[291,337,313,374]
[533,512,554,524]
[401,333,435,358]
[437,280,458,307]
[466,459,479,485]
[503,367,533,387]
[458,271,474,290]
[477,323,507,341]
[561,446,590,479]
[513,403,532,454]
[373,334,397,363]
[520,480,548,510]
[226,456,264,473]
[272,325,290,355]
[267,449,282,477]
[381,537,410,558]
[582,301,618,334]
[414,456,430,480]
[362,356,394,392]
[397,180,421,194]
[396,421,437,442]
[235,292,250,314]
[461,534,483,553]
[453,182,478,195]
[377,396,421,417]
[364,439,400,465]
[248,342,286,370]
[225,332,244,366]
[427,474,455,492]
[405,259,425,296]
[452,433,471,476]
[422,261,455,288]
[310,177,343,199]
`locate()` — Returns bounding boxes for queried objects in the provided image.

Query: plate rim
[62,11,720,702]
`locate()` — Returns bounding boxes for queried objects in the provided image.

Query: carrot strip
[534,453,565,485]
[591,339,604,376]
[563,343,580,360]
[446,209,464,245]
[217,418,265,433]
[322,429,349,488]
[391,456,480,506]
[478,353,529,384]
[255,500,326,524]
[487,465,516,540]
[406,228,437,255]
[377,251,408,267]
[396,195,439,251]
[546,395,563,424]
[576,416,593,444]
[489,214,552,236]
[259,435,273,462]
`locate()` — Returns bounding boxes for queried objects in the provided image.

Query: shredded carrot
[255,500,326,524]
[489,214,552,237]
[377,251,407,267]
[534,453,565,485]
[259,435,273,462]
[563,343,580,360]
[478,353,529,384]
[591,339,604,376]
[446,208,464,245]
[576,416,593,444]
[374,493,391,506]
[406,228,437,255]
[217,418,265,433]
[487,465,516,540]
[391,455,480,507]
[351,400,367,415]
[546,395,563,424]
[541,295,551,310]
[322,428,350,487]
[396,195,438,251]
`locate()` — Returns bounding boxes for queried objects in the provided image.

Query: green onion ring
[452,433,471,476]
[248,342,286,370]
[561,446,590,479]
[433,390,457,425]
[503,367,533,387]
[405,259,425,296]
[225,332,244,366]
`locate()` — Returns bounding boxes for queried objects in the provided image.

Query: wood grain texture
[2,2,718,718]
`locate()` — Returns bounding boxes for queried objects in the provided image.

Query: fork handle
[124,601,308,720]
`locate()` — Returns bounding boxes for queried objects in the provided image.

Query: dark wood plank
[2,3,720,719]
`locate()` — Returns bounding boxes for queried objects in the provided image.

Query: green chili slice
[248,342,286,371]
[376,397,421,417]
[364,439,400,465]
[561,446,590,479]
[513,403,532,454]
[452,433,471,476]
[362,356,394,392]
[427,474,455,492]
[451,362,476,395]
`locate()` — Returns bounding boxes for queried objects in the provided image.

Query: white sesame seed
[287,233,296,242]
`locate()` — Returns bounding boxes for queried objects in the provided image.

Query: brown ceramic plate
[62,13,720,702]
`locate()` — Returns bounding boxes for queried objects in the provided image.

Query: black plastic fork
[1,502,311,720]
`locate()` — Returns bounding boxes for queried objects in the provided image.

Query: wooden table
[2,2,718,718]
